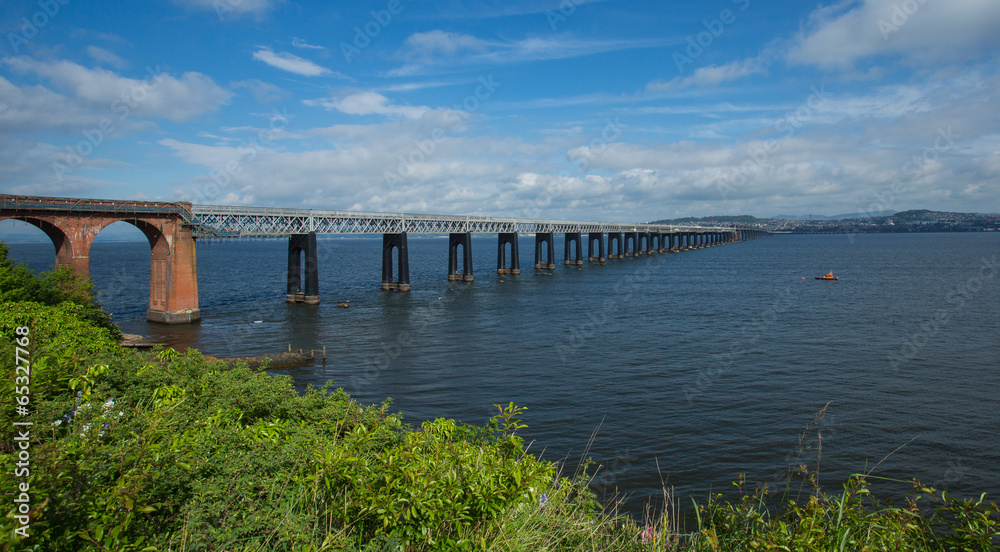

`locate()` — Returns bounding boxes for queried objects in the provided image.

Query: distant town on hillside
[651,210,1000,233]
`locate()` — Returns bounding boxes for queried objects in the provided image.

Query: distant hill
[649,215,768,224]
[770,210,895,220]
[889,209,962,222]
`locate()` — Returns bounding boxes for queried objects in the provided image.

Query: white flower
[52,420,62,426]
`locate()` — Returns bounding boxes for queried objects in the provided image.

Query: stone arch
[0,215,88,276]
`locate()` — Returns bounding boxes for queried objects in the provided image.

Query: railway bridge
[1,195,770,324]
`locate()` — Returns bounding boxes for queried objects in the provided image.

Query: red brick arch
[1,198,200,324]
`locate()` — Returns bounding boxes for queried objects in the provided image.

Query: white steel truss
[0,195,746,238]
[187,205,738,238]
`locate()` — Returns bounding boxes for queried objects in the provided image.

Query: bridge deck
[186,205,735,238]
[1,195,742,238]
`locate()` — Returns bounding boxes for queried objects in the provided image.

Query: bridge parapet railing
[2,195,745,237]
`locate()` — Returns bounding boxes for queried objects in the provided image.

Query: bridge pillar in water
[607,232,623,259]
[638,232,652,255]
[563,232,583,265]
[448,232,474,282]
[145,219,201,324]
[534,232,556,270]
[286,232,319,304]
[624,232,638,257]
[382,232,410,291]
[587,232,606,262]
[497,232,520,274]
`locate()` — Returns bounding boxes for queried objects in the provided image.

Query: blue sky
[1,0,998,221]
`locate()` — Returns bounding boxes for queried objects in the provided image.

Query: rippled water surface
[6,232,999,516]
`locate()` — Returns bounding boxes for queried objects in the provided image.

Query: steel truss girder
[188,205,737,239]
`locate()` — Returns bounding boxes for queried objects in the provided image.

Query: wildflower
[52,420,62,427]
[640,526,656,544]
[539,493,548,507]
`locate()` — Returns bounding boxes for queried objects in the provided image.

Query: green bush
[0,242,118,335]
[0,301,563,551]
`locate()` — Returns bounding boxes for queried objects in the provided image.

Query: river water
[5,232,999,518]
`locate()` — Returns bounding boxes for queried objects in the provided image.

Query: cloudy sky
[1,0,998,221]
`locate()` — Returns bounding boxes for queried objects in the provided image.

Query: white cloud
[0,137,108,196]
[232,79,288,103]
[390,31,665,76]
[647,57,767,91]
[291,37,325,50]
[789,0,1000,69]
[403,31,487,58]
[0,57,233,127]
[86,46,127,69]
[173,0,279,20]
[252,47,342,77]
[150,67,1000,220]
[304,91,431,120]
